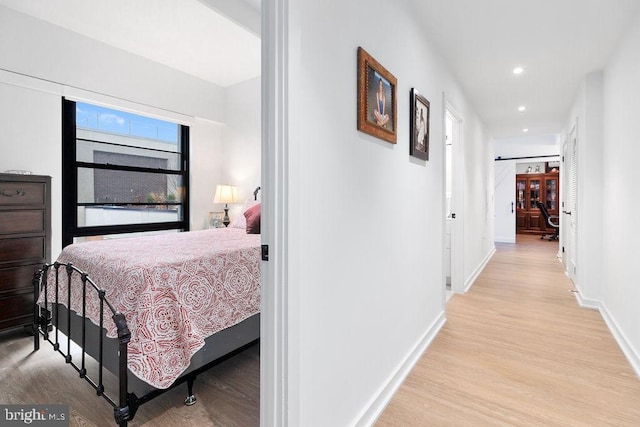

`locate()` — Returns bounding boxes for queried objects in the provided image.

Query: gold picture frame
[357,47,397,144]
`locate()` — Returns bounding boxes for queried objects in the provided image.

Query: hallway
[377,235,640,426]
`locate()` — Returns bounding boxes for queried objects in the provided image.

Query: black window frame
[61,98,190,247]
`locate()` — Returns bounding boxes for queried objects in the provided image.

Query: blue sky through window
[76,102,178,143]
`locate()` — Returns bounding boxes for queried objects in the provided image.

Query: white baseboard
[599,305,640,379]
[573,291,602,310]
[573,293,640,379]
[353,312,447,427]
[464,247,496,293]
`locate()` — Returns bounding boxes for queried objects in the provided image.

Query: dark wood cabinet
[515,172,559,235]
[0,173,51,333]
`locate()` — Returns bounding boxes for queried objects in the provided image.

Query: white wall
[561,9,640,376]
[0,5,242,255]
[222,77,262,220]
[283,0,494,424]
[515,162,552,174]
[191,118,225,230]
[463,118,496,284]
[0,6,225,121]
[564,71,604,303]
[0,80,62,255]
[601,9,640,372]
[495,134,559,159]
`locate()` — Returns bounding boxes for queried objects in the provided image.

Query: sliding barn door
[494,160,516,243]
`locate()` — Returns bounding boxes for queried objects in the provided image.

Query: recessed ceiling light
[518,105,526,112]
[513,66,524,75]
[523,128,529,132]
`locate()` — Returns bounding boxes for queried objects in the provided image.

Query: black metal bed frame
[32,262,256,426]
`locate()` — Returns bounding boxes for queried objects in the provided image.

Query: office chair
[535,201,559,240]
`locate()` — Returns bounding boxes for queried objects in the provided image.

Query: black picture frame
[410,88,430,160]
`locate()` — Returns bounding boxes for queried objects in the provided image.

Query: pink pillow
[243,203,261,234]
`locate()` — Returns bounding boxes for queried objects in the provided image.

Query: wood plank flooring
[3,236,639,426]
[0,329,259,426]
[376,235,640,426]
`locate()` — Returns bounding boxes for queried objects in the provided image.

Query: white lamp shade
[213,184,238,204]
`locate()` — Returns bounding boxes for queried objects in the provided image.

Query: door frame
[443,97,465,295]
[561,133,569,270]
[261,0,291,424]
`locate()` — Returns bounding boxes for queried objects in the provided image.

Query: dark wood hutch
[515,171,559,235]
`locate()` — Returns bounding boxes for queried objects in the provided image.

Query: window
[62,99,189,246]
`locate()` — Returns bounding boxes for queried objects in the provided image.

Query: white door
[494,160,516,243]
[445,105,464,295]
[562,123,578,278]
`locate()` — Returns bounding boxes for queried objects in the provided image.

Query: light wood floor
[0,329,259,426]
[3,236,639,426]
[377,235,640,426]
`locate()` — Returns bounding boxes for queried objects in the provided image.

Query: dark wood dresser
[0,173,51,333]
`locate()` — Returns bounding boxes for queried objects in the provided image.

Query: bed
[33,214,261,426]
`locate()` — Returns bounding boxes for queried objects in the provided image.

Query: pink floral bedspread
[40,228,261,389]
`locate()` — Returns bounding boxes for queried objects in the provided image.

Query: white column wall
[284,0,494,424]
[601,10,640,372]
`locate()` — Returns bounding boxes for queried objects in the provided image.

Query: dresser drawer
[0,264,40,294]
[0,210,45,235]
[0,291,33,330]
[0,237,45,264]
[0,181,46,206]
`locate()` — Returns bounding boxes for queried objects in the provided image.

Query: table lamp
[213,184,238,227]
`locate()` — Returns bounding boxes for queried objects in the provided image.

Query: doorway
[444,104,464,298]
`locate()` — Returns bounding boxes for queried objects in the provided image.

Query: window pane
[73,229,180,243]
[77,167,183,205]
[77,137,181,171]
[76,103,179,143]
[78,205,183,227]
[63,99,188,246]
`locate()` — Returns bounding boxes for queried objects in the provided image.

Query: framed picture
[410,88,430,160]
[208,211,224,228]
[357,47,397,144]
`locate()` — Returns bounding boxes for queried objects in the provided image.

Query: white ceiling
[0,0,261,88]
[2,0,638,139]
[411,0,640,139]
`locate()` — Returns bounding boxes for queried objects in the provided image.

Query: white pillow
[229,199,259,228]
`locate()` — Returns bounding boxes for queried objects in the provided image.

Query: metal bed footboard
[33,262,132,427]
[33,262,260,426]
